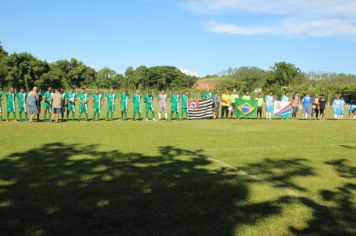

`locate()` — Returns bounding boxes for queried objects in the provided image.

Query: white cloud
[179,68,200,77]
[183,0,356,38]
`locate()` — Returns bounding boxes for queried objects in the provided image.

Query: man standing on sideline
[230,88,239,118]
[17,87,28,122]
[311,94,320,120]
[158,90,168,120]
[213,90,221,119]
[291,92,300,120]
[302,92,312,120]
[144,91,155,121]
[120,90,129,120]
[203,88,212,99]
[255,93,264,119]
[319,95,327,121]
[43,87,53,121]
[170,89,180,120]
[265,91,274,120]
[78,88,90,121]
[181,91,189,120]
[92,89,103,121]
[6,87,17,122]
[221,89,230,119]
[52,89,63,123]
[60,89,66,121]
[132,90,142,121]
[36,90,42,121]
[65,88,76,121]
[27,86,39,123]
[106,89,116,121]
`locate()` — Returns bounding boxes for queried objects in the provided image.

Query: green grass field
[0,110,355,235]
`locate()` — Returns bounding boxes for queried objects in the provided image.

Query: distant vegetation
[1,41,356,97]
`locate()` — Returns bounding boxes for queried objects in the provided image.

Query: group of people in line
[211,89,355,120]
[0,87,190,123]
[0,86,355,123]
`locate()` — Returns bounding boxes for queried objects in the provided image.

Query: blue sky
[1,0,356,76]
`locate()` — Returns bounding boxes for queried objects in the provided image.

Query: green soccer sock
[176,112,179,120]
[146,111,149,119]
[110,111,113,120]
[25,112,28,121]
[85,113,88,121]
[7,112,9,120]
[152,111,156,120]
[19,112,23,122]
[106,111,109,120]
[72,112,75,121]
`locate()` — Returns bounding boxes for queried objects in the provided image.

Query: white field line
[206,156,304,197]
[203,143,356,151]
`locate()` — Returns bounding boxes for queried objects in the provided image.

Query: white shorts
[159,103,166,112]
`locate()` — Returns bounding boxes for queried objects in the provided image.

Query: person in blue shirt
[332,95,344,120]
[349,103,356,120]
[281,92,289,102]
[302,92,312,120]
[265,91,274,120]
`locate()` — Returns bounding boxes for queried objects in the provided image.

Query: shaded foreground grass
[0,120,355,235]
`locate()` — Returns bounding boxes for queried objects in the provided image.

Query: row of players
[0,87,190,122]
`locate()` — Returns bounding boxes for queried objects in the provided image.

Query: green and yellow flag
[235,99,258,118]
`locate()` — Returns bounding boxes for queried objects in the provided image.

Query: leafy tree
[265,62,304,89]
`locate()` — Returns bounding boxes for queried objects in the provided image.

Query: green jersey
[230,94,239,104]
[78,93,90,113]
[203,92,212,99]
[242,95,251,100]
[17,92,27,111]
[170,94,180,112]
[43,91,53,106]
[132,94,141,112]
[65,92,77,111]
[6,92,16,112]
[93,93,103,109]
[255,97,264,107]
[106,93,116,111]
[144,95,154,110]
[181,95,189,109]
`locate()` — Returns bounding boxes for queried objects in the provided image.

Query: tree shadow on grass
[0,143,292,236]
[290,159,356,236]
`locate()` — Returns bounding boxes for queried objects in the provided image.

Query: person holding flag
[106,88,116,121]
[132,90,142,121]
[265,91,274,120]
[291,92,300,120]
[170,89,180,120]
[92,89,103,121]
[144,91,156,121]
[255,93,264,119]
[78,88,90,121]
[6,87,17,122]
[65,88,77,121]
[221,89,230,119]
[120,90,129,120]
[281,92,290,102]
[241,91,251,100]
[158,90,168,120]
[230,88,239,118]
[203,88,212,99]
[181,91,189,120]
[17,87,28,122]
[43,87,53,122]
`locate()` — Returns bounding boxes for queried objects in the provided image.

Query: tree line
[0,43,197,91]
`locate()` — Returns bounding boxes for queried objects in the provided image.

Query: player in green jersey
[106,89,116,121]
[17,87,28,122]
[132,90,142,121]
[181,91,189,120]
[43,87,53,121]
[170,89,180,120]
[120,90,129,120]
[65,88,77,121]
[0,91,3,121]
[92,89,103,121]
[6,87,17,121]
[78,88,90,121]
[144,91,156,121]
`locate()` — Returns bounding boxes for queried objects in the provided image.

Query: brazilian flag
[235,99,258,118]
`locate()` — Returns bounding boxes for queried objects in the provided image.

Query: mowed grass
[0,107,355,235]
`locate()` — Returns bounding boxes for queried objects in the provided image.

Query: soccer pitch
[0,119,355,235]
